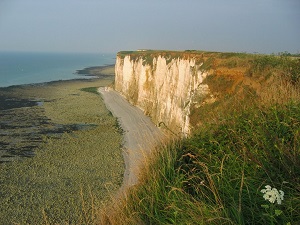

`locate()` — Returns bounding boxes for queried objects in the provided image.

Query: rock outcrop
[114,51,211,135]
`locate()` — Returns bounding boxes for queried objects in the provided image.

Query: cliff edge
[114,50,299,136]
[115,51,211,135]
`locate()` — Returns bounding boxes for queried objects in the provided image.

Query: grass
[81,87,100,95]
[248,54,300,84]
[101,51,300,224]
[118,50,207,66]
[104,102,299,224]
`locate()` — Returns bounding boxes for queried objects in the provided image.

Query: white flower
[261,185,284,205]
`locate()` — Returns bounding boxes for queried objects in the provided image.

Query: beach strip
[0,66,124,224]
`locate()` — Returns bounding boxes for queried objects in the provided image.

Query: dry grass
[259,74,300,106]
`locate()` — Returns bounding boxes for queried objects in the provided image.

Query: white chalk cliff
[114,53,210,135]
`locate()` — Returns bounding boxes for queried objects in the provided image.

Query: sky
[0,0,299,54]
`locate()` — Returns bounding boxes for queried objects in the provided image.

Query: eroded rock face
[115,54,210,135]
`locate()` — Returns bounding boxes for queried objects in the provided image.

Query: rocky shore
[76,64,115,77]
[0,65,124,224]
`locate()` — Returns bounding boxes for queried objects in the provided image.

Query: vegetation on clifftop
[102,51,300,224]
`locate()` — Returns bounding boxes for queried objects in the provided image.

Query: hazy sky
[0,0,299,54]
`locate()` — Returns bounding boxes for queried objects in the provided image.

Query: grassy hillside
[101,51,300,224]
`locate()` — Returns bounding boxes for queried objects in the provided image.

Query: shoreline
[0,64,114,112]
[0,64,115,90]
[0,64,116,161]
[0,65,124,223]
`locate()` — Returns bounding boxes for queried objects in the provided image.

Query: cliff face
[115,52,210,135]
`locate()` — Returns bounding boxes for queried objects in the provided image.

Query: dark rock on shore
[76,64,115,77]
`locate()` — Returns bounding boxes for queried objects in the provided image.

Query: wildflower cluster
[261,185,284,205]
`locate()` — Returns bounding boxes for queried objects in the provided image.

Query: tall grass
[105,102,299,224]
[248,54,300,85]
[100,52,300,224]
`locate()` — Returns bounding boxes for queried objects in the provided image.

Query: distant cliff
[114,51,212,135]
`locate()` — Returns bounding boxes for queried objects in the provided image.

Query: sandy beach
[0,66,124,224]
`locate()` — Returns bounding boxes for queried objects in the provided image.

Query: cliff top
[117,50,300,129]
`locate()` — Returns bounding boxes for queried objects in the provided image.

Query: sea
[0,51,116,87]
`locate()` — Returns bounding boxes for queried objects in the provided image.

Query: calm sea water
[0,51,116,87]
